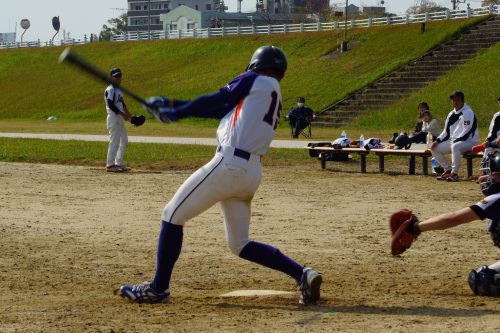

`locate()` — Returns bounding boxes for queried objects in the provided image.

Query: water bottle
[431,158,438,174]
[341,130,347,139]
[426,132,433,148]
[359,134,365,148]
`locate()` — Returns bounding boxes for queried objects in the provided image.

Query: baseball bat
[58,47,160,120]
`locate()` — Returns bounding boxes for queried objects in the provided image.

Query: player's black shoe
[120,282,170,304]
[298,267,322,305]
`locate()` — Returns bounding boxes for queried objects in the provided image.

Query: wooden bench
[370,148,432,175]
[307,143,484,177]
[463,151,484,179]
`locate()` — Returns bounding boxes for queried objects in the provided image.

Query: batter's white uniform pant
[431,140,477,174]
[162,145,262,255]
[106,113,128,167]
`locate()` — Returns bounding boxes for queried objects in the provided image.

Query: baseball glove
[389,209,420,256]
[131,115,146,127]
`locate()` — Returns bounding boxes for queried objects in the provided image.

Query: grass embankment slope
[0,16,498,169]
[0,16,488,129]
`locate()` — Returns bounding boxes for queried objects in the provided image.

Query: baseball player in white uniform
[119,46,322,305]
[105,68,132,172]
[482,96,500,156]
[431,91,478,182]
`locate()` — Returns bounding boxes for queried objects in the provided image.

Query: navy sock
[239,241,303,282]
[151,221,183,292]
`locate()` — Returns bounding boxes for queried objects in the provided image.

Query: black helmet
[246,46,287,78]
[394,134,412,150]
[479,152,500,195]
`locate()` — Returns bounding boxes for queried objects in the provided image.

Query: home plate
[221,290,293,297]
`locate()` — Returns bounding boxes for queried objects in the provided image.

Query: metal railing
[1,5,498,49]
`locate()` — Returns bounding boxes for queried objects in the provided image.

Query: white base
[220,290,293,297]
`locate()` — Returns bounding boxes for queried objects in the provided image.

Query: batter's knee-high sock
[151,221,183,292]
[239,241,303,282]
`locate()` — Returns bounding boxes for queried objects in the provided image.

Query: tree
[481,0,499,5]
[99,13,127,41]
[406,2,448,14]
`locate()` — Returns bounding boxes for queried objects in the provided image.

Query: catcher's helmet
[394,134,412,150]
[246,46,287,78]
[479,152,500,195]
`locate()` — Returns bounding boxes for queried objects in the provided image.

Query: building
[337,4,359,16]
[0,32,16,43]
[162,5,302,30]
[362,6,386,16]
[127,0,224,32]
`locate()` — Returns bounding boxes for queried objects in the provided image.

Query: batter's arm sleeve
[169,72,257,120]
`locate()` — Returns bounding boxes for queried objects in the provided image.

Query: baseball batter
[119,46,322,305]
[104,68,132,172]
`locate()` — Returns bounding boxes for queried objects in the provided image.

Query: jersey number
[262,91,282,130]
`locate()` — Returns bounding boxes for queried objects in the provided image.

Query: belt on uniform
[217,146,252,161]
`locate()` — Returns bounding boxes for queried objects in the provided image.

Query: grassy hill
[0,16,489,131]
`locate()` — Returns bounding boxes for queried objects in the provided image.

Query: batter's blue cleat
[298,268,322,305]
[119,282,170,304]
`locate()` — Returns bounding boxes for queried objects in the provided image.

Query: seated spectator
[431,91,479,182]
[476,96,500,155]
[412,102,430,135]
[410,110,440,143]
[286,96,316,138]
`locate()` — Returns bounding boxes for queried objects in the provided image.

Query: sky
[1,0,486,42]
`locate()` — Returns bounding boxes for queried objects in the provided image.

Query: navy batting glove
[145,96,178,123]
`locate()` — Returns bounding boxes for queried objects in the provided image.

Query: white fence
[1,5,498,49]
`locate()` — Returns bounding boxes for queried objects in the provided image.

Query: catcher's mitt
[131,115,146,127]
[389,209,420,256]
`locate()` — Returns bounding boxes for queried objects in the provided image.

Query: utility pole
[148,0,151,40]
[451,0,466,10]
[341,0,348,52]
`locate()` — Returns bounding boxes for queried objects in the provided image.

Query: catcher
[104,67,145,172]
[390,152,500,296]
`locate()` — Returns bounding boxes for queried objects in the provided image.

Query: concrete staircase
[315,15,500,128]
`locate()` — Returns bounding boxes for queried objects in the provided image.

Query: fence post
[236,25,240,35]
[368,17,372,27]
[268,24,271,34]
[178,29,182,39]
[300,22,304,32]
[333,21,337,29]
[445,9,450,19]
[386,16,390,25]
[405,14,410,24]
[252,24,256,34]
[222,26,225,36]
[467,7,472,18]
[351,19,355,28]
[316,21,321,31]
[425,12,429,22]
[283,24,287,33]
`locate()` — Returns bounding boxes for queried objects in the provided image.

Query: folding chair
[288,115,312,138]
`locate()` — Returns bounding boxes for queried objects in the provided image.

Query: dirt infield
[1,161,499,333]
